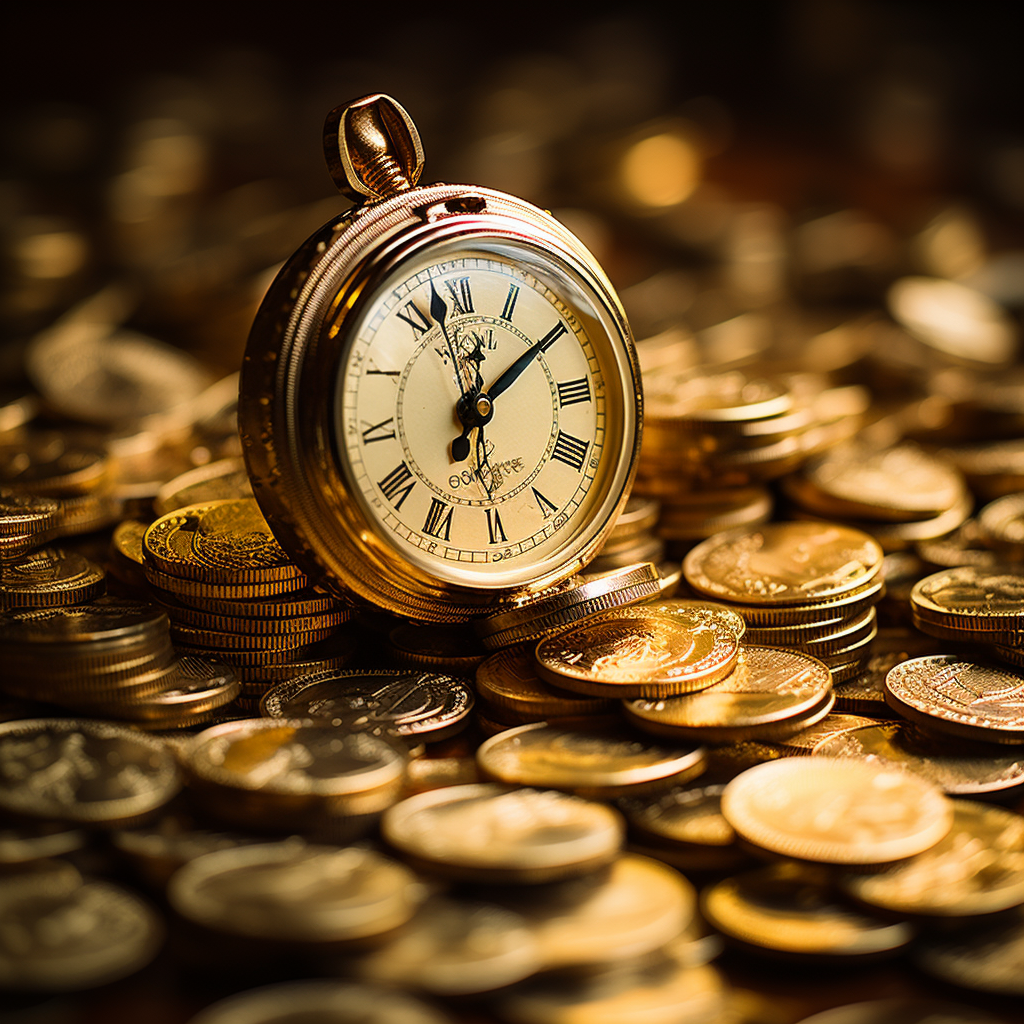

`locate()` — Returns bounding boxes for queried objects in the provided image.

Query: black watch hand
[487,327,557,401]
[430,283,467,396]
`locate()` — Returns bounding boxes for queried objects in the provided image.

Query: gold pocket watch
[239,95,642,622]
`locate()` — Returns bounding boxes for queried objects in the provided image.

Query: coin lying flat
[0,867,164,991]
[814,720,1024,794]
[534,606,741,698]
[884,655,1024,744]
[381,784,623,884]
[476,723,706,798]
[910,566,1024,643]
[619,783,735,850]
[0,488,59,539]
[168,840,422,943]
[701,862,913,958]
[260,668,474,743]
[794,1001,1006,1024]
[977,491,1024,557]
[721,756,953,865]
[154,458,253,517]
[0,719,180,825]
[624,645,833,743]
[188,981,454,1024]
[0,547,105,609]
[683,522,883,606]
[915,908,1024,995]
[840,801,1024,917]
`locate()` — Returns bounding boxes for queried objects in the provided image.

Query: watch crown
[324,94,425,202]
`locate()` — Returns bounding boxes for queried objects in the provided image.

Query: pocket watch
[239,95,642,622]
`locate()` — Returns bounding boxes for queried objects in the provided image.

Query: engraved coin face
[0,719,180,824]
[168,841,422,942]
[534,606,741,698]
[721,756,953,864]
[476,722,705,794]
[885,655,1024,743]
[911,566,1024,626]
[625,645,833,736]
[683,522,883,605]
[381,783,623,882]
[841,801,1024,916]
[260,669,474,741]
[0,488,59,535]
[0,548,105,608]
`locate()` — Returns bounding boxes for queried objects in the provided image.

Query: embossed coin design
[0,548,105,609]
[721,756,953,864]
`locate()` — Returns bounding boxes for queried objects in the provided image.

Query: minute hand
[488,322,566,401]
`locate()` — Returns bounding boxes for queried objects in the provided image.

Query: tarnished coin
[476,723,706,798]
[701,862,912,958]
[260,669,474,742]
[910,566,1024,643]
[534,606,741,698]
[476,646,616,719]
[0,547,105,608]
[144,500,305,586]
[0,719,180,825]
[683,522,883,606]
[154,458,253,516]
[625,645,833,743]
[915,909,1024,995]
[841,801,1024,916]
[814,720,1024,794]
[0,868,163,990]
[795,1000,1006,1024]
[387,623,488,672]
[885,655,1024,744]
[168,840,423,943]
[188,981,454,1024]
[381,784,623,884]
[354,893,540,994]
[721,756,953,864]
[0,488,59,537]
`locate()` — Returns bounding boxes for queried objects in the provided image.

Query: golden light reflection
[620,132,700,208]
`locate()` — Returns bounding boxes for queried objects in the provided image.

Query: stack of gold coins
[783,441,972,550]
[0,546,106,611]
[682,522,885,682]
[139,498,354,710]
[587,495,665,574]
[0,489,60,565]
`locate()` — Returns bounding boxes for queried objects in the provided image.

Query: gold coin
[684,522,883,607]
[0,489,59,537]
[534,606,741,699]
[586,533,665,573]
[156,592,351,634]
[841,801,1024,917]
[474,563,661,650]
[746,607,877,655]
[769,713,880,755]
[167,587,345,620]
[624,645,833,743]
[144,500,305,586]
[387,623,487,672]
[475,646,616,719]
[381,783,623,884]
[815,720,1024,794]
[657,487,774,541]
[0,434,111,497]
[701,862,913,958]
[910,566,1024,641]
[619,782,735,849]
[144,562,310,600]
[914,909,1024,995]
[645,371,793,423]
[170,621,337,651]
[153,458,253,516]
[721,756,953,865]
[655,561,682,598]
[476,722,706,798]
[884,654,1024,744]
[977,491,1024,556]
[0,548,105,609]
[606,494,660,542]
[728,577,885,628]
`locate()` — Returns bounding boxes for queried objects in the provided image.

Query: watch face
[333,236,635,589]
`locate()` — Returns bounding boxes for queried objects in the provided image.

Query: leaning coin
[0,719,180,826]
[0,547,105,609]
[794,1000,1006,1024]
[624,646,833,743]
[187,981,454,1024]
[884,655,1024,744]
[476,723,706,799]
[260,669,474,743]
[814,720,1024,795]
[721,756,952,865]
[381,784,623,884]
[0,869,163,991]
[534,606,740,698]
[168,840,423,944]
[700,862,913,959]
[840,801,1024,917]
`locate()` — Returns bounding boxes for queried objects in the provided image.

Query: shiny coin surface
[639,597,747,639]
[910,566,1024,642]
[476,723,706,798]
[683,522,883,605]
[0,547,105,608]
[0,718,179,825]
[701,862,913,958]
[102,656,240,725]
[977,491,1024,556]
[260,669,474,742]
[619,783,735,849]
[534,606,740,698]
[721,756,952,864]
[0,488,59,537]
[915,909,1024,995]
[885,655,1024,744]
[354,893,540,994]
[0,868,163,991]
[832,630,944,716]
[188,981,454,1024]
[168,840,423,942]
[381,784,623,884]
[840,801,1024,916]
[153,457,253,516]
[814,720,1024,794]
[624,645,833,742]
